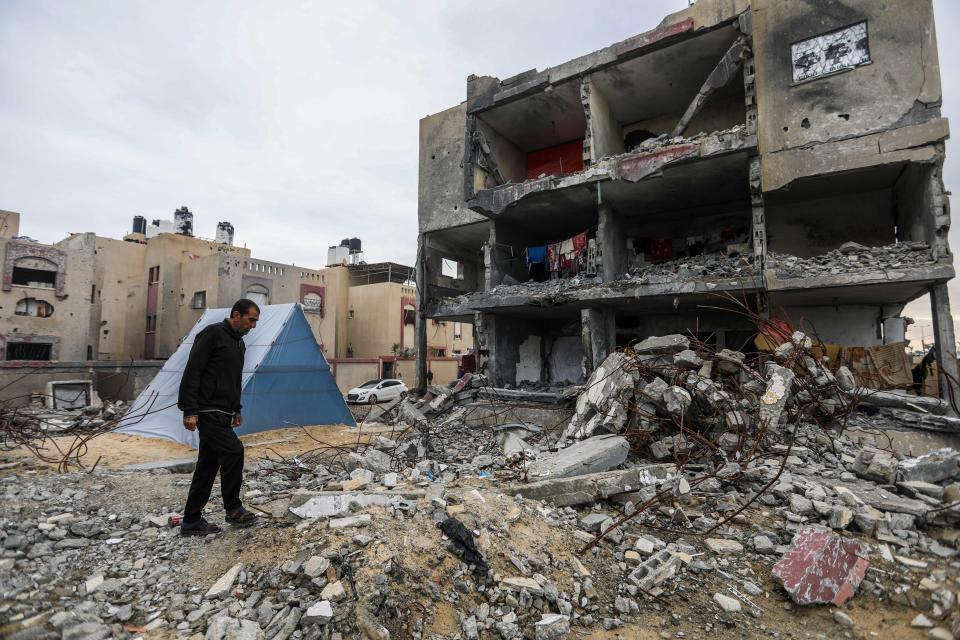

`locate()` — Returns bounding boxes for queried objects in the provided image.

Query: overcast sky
[2,0,959,348]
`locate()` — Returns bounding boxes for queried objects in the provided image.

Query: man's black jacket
[177,320,246,416]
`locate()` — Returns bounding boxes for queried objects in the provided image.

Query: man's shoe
[180,519,222,536]
[225,507,258,528]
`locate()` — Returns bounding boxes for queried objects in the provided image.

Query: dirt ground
[5,422,407,470]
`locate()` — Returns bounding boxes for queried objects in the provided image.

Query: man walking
[177,299,260,535]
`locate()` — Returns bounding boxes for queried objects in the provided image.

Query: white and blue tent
[119,303,354,447]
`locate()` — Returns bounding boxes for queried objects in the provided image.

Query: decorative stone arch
[3,241,67,298]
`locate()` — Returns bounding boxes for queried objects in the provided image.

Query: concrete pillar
[581,307,610,376]
[603,307,617,358]
[598,202,626,282]
[483,314,520,388]
[414,234,428,394]
[929,282,959,404]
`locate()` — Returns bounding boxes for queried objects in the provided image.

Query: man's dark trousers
[183,413,244,523]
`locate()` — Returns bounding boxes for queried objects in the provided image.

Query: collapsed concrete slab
[506,465,673,507]
[563,353,637,440]
[856,389,949,415]
[528,435,629,479]
[897,448,960,484]
[634,334,690,356]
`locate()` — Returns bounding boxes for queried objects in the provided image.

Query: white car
[346,379,408,404]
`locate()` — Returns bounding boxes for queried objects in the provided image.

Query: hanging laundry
[560,238,575,258]
[526,245,547,268]
[547,243,561,271]
[572,232,587,253]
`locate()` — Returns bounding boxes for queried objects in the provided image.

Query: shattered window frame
[790,21,871,85]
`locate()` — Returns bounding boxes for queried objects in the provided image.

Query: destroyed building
[415,0,955,398]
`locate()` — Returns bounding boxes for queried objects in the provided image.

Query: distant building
[0,209,472,371]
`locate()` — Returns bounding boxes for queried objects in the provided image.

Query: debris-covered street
[3,329,960,640]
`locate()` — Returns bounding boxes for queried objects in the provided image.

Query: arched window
[12,257,58,288]
[15,298,54,317]
[246,283,269,306]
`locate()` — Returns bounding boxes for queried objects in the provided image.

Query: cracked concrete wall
[474,117,526,189]
[753,0,942,172]
[423,238,483,296]
[418,103,487,234]
[516,333,542,384]
[547,335,583,384]
[776,305,905,347]
[766,188,895,257]
[894,159,951,261]
[615,311,755,348]
[621,79,746,141]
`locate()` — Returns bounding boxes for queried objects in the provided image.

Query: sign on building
[791,22,870,83]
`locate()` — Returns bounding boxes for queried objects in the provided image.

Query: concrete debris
[897,448,960,484]
[204,563,243,600]
[533,613,570,640]
[772,527,869,606]
[563,352,637,439]
[527,435,629,479]
[627,252,757,284]
[713,592,742,613]
[3,328,960,640]
[768,241,935,279]
[634,334,690,356]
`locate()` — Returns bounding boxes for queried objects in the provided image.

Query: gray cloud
[0,0,688,266]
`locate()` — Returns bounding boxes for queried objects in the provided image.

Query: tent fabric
[118,303,354,447]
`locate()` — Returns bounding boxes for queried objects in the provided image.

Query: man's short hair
[231,299,261,317]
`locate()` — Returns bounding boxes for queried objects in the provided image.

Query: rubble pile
[3,333,960,640]
[768,241,937,279]
[611,124,749,158]
[625,252,758,284]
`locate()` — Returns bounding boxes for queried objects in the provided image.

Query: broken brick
[772,526,869,606]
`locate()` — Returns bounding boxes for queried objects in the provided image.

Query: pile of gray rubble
[768,241,937,279]
[2,333,960,640]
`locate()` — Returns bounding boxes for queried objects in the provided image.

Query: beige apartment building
[1,209,472,372]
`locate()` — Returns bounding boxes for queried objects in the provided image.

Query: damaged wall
[473,117,526,190]
[895,160,952,261]
[418,103,487,235]
[776,305,905,347]
[753,0,942,160]
[765,188,895,257]
[516,334,542,384]
[620,78,746,142]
